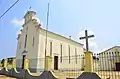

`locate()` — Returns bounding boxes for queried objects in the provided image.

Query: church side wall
[37,29,84,71]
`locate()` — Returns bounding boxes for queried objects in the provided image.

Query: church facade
[16,11,84,72]
[99,46,120,71]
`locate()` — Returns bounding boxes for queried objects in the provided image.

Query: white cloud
[11,17,44,35]
[78,30,100,53]
[11,18,24,26]
[11,18,24,35]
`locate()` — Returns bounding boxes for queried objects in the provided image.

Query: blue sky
[0,0,120,59]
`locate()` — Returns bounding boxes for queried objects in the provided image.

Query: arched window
[32,37,35,46]
[19,41,21,49]
[26,27,28,32]
[50,42,52,56]
[60,44,62,63]
[68,45,70,63]
[75,48,77,64]
[24,35,27,48]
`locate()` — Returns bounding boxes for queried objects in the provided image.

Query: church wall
[16,20,40,72]
[99,46,120,71]
[37,29,84,71]
[38,29,83,57]
[16,11,84,72]
[16,26,27,68]
[26,21,40,72]
[16,24,84,72]
[26,21,39,58]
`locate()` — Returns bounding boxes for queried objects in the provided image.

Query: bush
[1,59,4,67]
[7,58,13,64]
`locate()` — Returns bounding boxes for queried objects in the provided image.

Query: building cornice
[100,46,120,54]
[40,28,83,46]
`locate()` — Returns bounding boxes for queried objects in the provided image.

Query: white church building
[16,11,84,72]
[98,46,120,71]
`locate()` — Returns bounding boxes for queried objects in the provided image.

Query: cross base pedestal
[77,72,101,79]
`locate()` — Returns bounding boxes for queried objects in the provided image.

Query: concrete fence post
[24,58,29,70]
[12,59,16,68]
[78,51,101,79]
[45,56,52,71]
[84,51,93,72]
[4,59,8,69]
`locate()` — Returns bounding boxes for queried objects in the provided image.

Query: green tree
[1,59,4,67]
[7,58,13,64]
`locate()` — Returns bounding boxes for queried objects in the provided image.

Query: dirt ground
[0,75,16,79]
[0,68,120,79]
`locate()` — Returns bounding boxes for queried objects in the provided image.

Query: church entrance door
[54,56,58,70]
[116,62,120,71]
[22,55,26,69]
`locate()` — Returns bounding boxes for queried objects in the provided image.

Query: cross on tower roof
[79,30,95,51]
[29,6,31,11]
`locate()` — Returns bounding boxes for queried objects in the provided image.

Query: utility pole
[45,2,50,59]
[44,2,50,71]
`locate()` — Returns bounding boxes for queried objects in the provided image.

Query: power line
[0,0,20,19]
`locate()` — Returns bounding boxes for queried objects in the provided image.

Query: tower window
[75,48,77,64]
[60,44,62,63]
[19,42,21,49]
[24,35,27,48]
[32,37,35,46]
[68,45,70,63]
[26,27,28,31]
[50,42,52,56]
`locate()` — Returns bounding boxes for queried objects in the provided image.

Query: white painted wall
[16,11,84,71]
[99,46,120,71]
[16,11,40,69]
[37,28,84,70]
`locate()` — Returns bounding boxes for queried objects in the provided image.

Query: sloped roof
[41,28,83,46]
[100,46,120,54]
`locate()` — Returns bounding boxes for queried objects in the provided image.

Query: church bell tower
[24,11,36,23]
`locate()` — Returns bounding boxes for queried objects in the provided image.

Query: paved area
[0,67,2,69]
[0,69,120,79]
[0,75,16,79]
[54,71,120,79]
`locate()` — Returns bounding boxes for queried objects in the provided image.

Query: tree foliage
[1,59,4,67]
[7,58,13,64]
[1,59,4,64]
